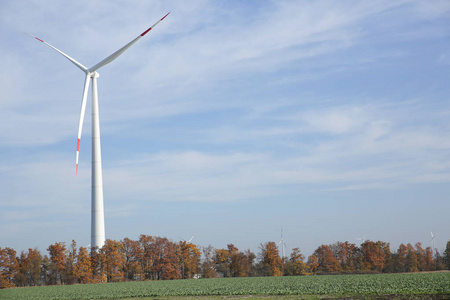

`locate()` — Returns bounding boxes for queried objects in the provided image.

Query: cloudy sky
[1,0,449,257]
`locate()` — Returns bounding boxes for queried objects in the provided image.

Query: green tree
[444,240,450,270]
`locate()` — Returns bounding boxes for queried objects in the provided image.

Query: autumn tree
[381,242,394,273]
[312,244,341,273]
[139,235,157,280]
[361,241,386,272]
[101,239,126,282]
[405,243,419,272]
[0,247,18,288]
[424,246,434,271]
[393,243,408,273]
[153,237,180,280]
[330,241,359,272]
[213,248,231,277]
[414,243,427,271]
[123,237,143,280]
[74,246,93,284]
[240,249,257,277]
[230,246,255,277]
[66,240,78,284]
[201,245,219,278]
[17,248,43,286]
[227,244,241,277]
[306,254,319,274]
[260,242,283,276]
[179,241,201,279]
[47,242,68,284]
[90,247,106,283]
[284,247,307,276]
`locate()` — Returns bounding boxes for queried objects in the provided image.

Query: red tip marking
[77,138,81,151]
[161,12,170,20]
[140,12,170,36]
[35,37,44,43]
[76,164,78,176]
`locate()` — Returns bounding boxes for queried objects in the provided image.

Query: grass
[1,272,449,300]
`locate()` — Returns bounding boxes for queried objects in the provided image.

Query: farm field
[1,272,449,300]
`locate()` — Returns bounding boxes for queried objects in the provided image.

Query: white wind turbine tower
[278,227,287,259]
[26,13,170,249]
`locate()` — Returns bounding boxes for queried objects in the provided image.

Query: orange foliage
[261,242,283,276]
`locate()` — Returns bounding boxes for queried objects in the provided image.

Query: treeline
[1,236,450,288]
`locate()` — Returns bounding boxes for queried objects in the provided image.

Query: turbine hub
[89,72,100,79]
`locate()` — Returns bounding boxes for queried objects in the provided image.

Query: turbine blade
[89,12,170,72]
[76,74,91,174]
[24,32,89,73]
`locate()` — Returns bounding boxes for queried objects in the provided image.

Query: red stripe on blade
[77,138,81,151]
[35,37,44,43]
[140,27,152,37]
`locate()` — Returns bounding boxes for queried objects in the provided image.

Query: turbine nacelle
[88,72,100,78]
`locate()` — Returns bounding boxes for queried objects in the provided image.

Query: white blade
[24,32,89,73]
[76,74,91,175]
[188,233,197,243]
[89,12,170,72]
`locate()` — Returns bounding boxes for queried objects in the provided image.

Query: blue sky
[1,0,449,257]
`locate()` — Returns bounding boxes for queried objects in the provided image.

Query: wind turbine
[188,233,197,243]
[179,233,197,243]
[355,237,366,244]
[26,13,170,250]
[278,227,287,259]
[430,230,436,256]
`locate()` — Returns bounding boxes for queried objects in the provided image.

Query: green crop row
[1,272,449,300]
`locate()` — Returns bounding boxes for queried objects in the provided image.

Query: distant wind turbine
[355,237,366,244]
[26,13,170,249]
[180,233,197,243]
[188,233,197,243]
[430,230,436,256]
[278,227,287,259]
